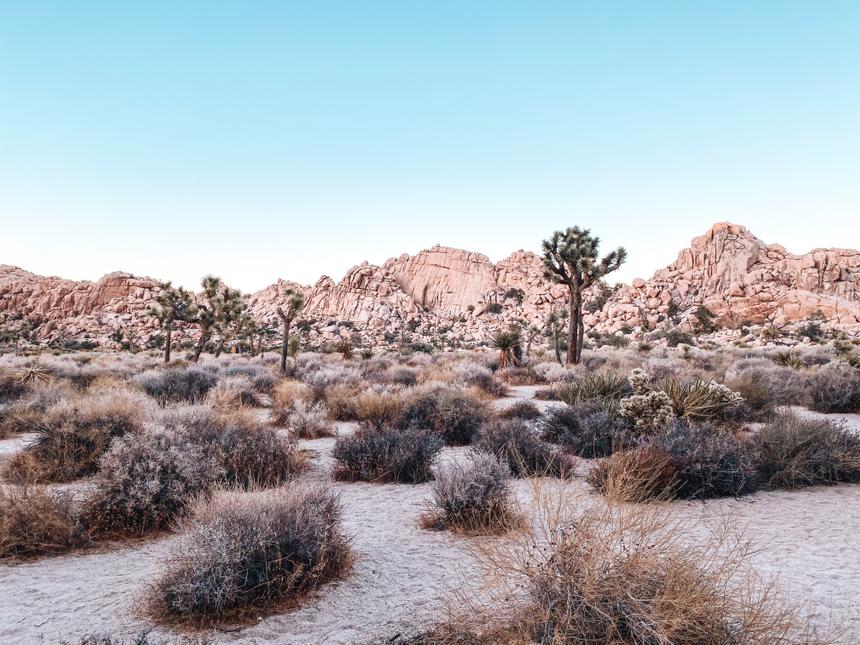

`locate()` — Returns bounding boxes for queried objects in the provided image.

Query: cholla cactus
[619,390,675,434]
[628,368,651,395]
[620,368,674,434]
[700,380,744,408]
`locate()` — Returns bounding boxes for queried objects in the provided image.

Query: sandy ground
[2,390,859,644]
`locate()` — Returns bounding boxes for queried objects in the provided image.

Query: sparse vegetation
[332,423,443,483]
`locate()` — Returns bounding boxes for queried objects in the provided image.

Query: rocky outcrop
[1,222,858,350]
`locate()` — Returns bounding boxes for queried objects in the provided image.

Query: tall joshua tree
[191,275,244,362]
[276,288,305,376]
[149,282,196,363]
[542,228,626,365]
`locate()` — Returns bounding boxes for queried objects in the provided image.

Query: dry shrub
[3,389,150,483]
[588,423,758,501]
[587,447,680,503]
[0,368,29,404]
[205,375,260,409]
[421,452,523,535]
[165,407,308,486]
[427,483,822,644]
[288,400,335,439]
[0,485,85,559]
[135,366,218,405]
[150,485,352,624]
[497,400,542,421]
[807,364,860,413]
[475,419,575,478]
[497,367,538,386]
[353,389,404,426]
[332,423,443,483]
[270,379,312,426]
[324,382,364,420]
[755,412,860,489]
[538,403,631,458]
[82,426,221,536]
[396,385,488,445]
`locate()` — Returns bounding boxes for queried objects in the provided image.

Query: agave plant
[491,330,522,370]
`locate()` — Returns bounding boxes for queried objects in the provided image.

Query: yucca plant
[491,330,522,370]
[14,367,50,385]
[771,351,803,369]
[657,379,743,422]
[555,373,632,406]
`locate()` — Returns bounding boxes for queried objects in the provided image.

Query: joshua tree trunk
[277,310,291,376]
[164,328,172,363]
[192,330,209,363]
[566,286,582,365]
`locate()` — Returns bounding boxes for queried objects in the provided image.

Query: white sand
[2,393,859,644]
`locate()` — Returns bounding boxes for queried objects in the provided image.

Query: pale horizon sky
[1,2,858,293]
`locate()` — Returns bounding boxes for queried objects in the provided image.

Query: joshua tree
[276,288,305,376]
[148,282,196,363]
[542,228,626,365]
[491,329,522,369]
[191,276,244,362]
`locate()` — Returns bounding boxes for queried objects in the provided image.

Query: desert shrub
[475,419,575,478]
[4,389,150,483]
[353,388,404,426]
[474,499,817,644]
[538,403,631,458]
[165,407,307,487]
[532,362,577,384]
[135,367,218,405]
[726,370,777,420]
[651,423,758,498]
[656,378,744,422]
[222,364,277,393]
[323,383,364,420]
[332,424,443,483]
[554,372,631,406]
[497,400,542,421]
[497,366,537,386]
[455,363,507,396]
[807,363,860,413]
[0,369,29,404]
[587,447,680,503]
[270,380,312,426]
[755,412,860,488]
[288,400,334,439]
[299,362,363,389]
[0,485,85,558]
[151,485,351,622]
[422,452,521,535]
[205,375,260,408]
[396,385,487,445]
[82,426,221,536]
[387,367,418,386]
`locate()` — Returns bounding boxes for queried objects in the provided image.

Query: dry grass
[3,389,150,483]
[270,379,313,426]
[0,485,86,559]
[421,481,826,644]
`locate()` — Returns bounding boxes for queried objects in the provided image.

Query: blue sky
[1,2,858,292]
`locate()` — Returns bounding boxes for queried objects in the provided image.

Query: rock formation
[1,222,858,351]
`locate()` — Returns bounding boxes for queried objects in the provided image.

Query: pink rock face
[1,221,859,348]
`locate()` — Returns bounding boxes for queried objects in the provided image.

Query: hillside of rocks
[2,222,859,350]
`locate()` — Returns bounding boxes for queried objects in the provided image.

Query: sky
[1,2,858,293]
